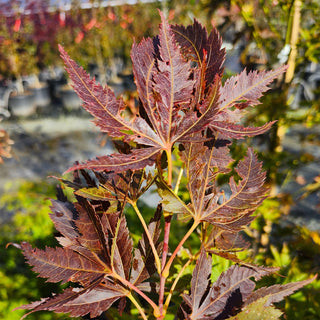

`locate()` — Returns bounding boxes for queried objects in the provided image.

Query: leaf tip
[6,242,21,249]
[58,44,65,55]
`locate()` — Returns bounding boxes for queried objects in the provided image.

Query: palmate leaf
[60,12,284,174]
[188,146,268,231]
[173,137,267,232]
[132,12,222,145]
[17,188,164,318]
[61,11,198,174]
[60,14,222,174]
[59,44,163,173]
[182,251,316,320]
[182,249,275,319]
[17,195,159,318]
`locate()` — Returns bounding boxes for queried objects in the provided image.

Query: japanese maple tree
[13,11,315,320]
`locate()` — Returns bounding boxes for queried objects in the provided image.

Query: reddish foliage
[13,11,315,320]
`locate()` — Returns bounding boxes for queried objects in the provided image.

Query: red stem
[162,220,199,279]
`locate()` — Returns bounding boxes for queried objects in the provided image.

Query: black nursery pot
[59,87,82,111]
[8,92,36,117]
[31,85,51,108]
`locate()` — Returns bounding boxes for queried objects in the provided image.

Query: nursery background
[0,0,320,319]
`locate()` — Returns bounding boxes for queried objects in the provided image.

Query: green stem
[128,293,148,320]
[174,167,184,194]
[164,257,193,312]
[110,218,121,271]
[162,219,199,278]
[131,201,161,275]
[166,149,173,186]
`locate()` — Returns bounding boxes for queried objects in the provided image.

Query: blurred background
[0,0,319,319]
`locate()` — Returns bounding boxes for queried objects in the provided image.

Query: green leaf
[228,296,283,320]
[156,179,192,217]
[75,186,116,201]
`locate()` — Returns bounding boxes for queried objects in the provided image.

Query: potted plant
[0,13,37,117]
[27,4,69,111]
[28,75,51,110]
[57,3,160,96]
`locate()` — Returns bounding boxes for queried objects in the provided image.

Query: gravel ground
[0,115,112,192]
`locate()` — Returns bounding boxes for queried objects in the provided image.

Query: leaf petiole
[127,293,148,320]
[162,219,199,278]
[110,217,121,272]
[164,256,193,312]
[158,148,174,315]
[158,215,172,317]
[174,166,184,194]
[112,272,160,317]
[131,201,162,274]
[166,148,173,186]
